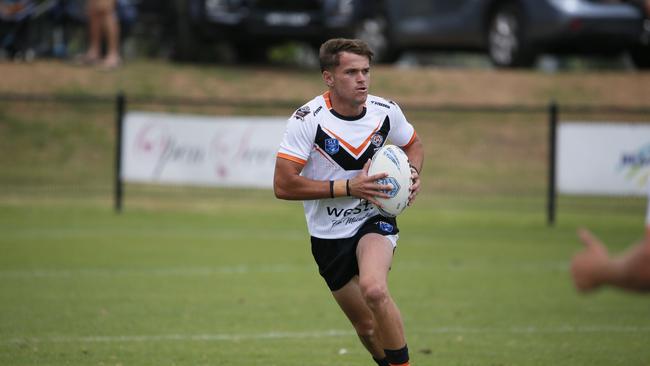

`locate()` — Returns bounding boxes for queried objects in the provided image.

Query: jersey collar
[322,91,367,121]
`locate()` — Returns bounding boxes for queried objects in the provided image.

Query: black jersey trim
[329,107,367,121]
[314,116,391,171]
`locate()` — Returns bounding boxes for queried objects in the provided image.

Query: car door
[386,0,485,47]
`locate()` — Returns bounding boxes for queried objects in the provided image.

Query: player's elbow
[273,178,291,200]
[273,159,302,200]
[274,185,288,200]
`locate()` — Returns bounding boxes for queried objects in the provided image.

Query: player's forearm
[403,137,424,173]
[274,175,347,201]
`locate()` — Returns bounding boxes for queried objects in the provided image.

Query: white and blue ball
[367,144,412,217]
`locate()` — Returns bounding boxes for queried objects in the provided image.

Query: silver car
[362,0,649,68]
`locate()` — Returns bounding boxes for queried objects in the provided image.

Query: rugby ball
[367,144,412,217]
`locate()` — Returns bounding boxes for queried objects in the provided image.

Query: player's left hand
[408,165,420,206]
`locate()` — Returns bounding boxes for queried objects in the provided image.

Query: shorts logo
[325,138,339,155]
[371,133,384,147]
[378,221,394,233]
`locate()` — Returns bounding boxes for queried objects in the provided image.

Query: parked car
[140,0,650,68]
[182,0,380,62]
[379,0,650,68]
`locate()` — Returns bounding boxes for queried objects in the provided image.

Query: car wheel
[487,2,536,68]
[354,17,399,63]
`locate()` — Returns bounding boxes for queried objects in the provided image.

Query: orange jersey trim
[323,91,332,109]
[277,153,307,166]
[323,121,381,157]
[402,131,418,149]
[314,145,336,165]
[322,90,366,111]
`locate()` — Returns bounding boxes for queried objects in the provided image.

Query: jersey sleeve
[387,101,417,148]
[277,112,315,166]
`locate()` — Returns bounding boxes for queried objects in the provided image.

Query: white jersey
[277,92,417,239]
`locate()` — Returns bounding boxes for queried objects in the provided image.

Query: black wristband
[329,180,334,198]
[346,179,351,196]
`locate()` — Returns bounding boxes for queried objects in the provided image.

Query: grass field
[1,195,647,366]
[1,60,649,365]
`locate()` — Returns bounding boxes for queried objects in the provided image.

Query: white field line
[0,261,569,279]
[4,330,354,344]
[419,325,650,334]
[0,265,314,279]
[4,326,650,345]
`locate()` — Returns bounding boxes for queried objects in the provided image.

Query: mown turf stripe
[0,261,570,279]
[4,326,650,345]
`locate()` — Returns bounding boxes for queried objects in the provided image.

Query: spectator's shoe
[100,56,121,70]
[73,53,100,66]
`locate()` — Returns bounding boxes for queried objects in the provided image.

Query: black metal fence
[0,92,647,223]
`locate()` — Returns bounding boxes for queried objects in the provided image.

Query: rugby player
[274,38,424,366]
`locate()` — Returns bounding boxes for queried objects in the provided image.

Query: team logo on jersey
[371,133,384,147]
[293,106,310,121]
[378,221,394,233]
[325,138,340,155]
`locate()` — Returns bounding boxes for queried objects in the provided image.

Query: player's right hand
[348,160,392,207]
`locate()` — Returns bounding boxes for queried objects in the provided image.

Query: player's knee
[360,281,389,309]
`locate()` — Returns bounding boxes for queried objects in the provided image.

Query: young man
[274,38,423,366]
[571,180,650,293]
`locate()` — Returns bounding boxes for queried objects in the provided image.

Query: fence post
[547,101,558,226]
[115,92,126,213]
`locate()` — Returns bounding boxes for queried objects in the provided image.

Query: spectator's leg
[101,1,120,68]
[84,1,102,62]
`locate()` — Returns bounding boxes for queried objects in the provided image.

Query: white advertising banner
[557,122,650,196]
[121,112,288,188]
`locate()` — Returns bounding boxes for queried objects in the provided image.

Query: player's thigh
[356,233,394,282]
